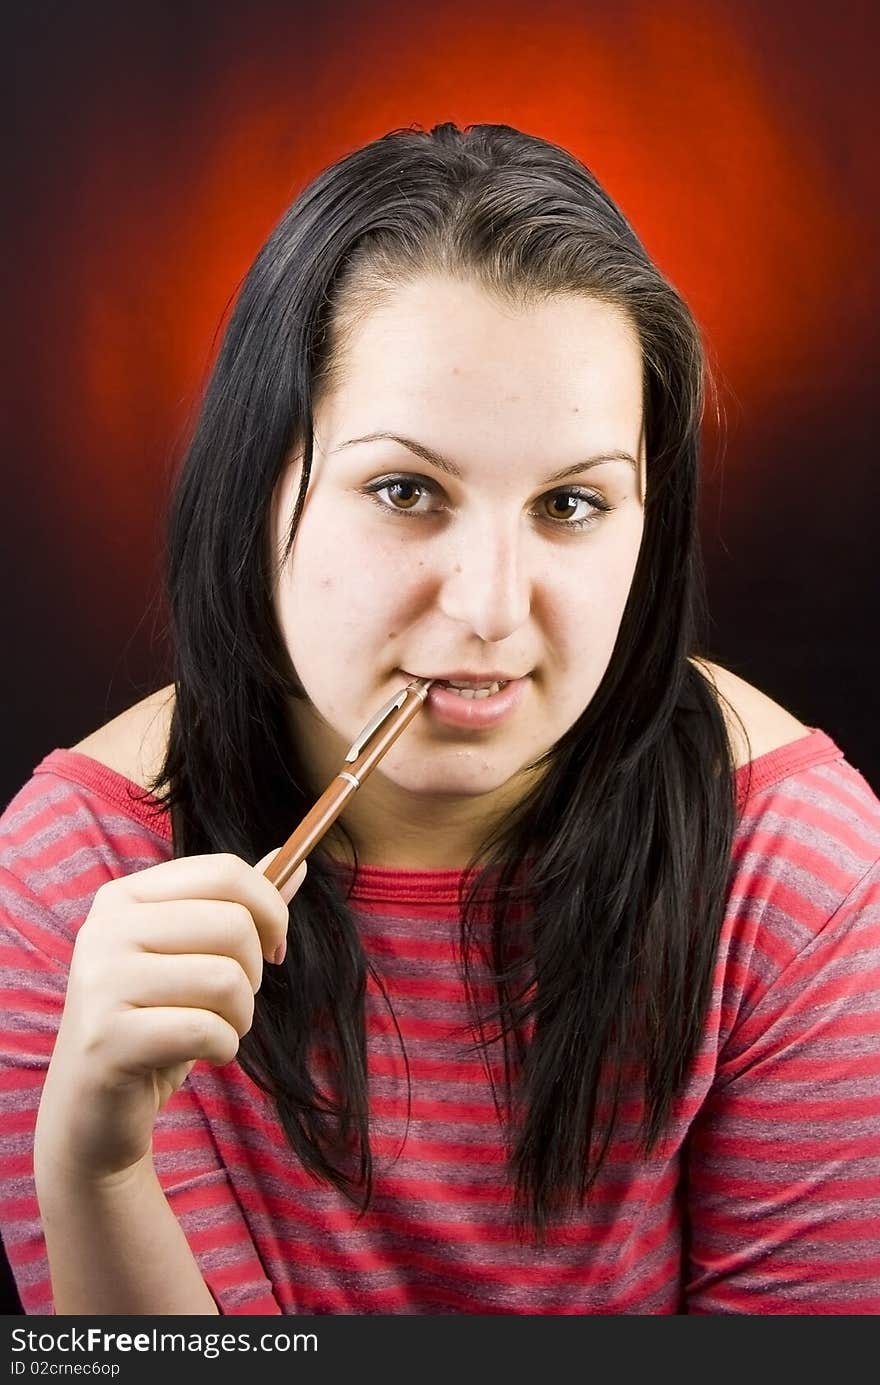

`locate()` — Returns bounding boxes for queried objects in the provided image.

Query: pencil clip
[344,689,410,762]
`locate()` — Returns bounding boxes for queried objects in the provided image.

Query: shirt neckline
[35,726,842,895]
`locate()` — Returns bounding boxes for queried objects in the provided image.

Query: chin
[384,759,519,799]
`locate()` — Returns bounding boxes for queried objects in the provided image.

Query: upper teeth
[443,679,507,698]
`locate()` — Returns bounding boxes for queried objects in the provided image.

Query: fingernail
[272,940,287,966]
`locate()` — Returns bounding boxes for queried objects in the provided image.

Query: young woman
[1,122,878,1316]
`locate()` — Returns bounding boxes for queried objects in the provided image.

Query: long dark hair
[149,121,749,1237]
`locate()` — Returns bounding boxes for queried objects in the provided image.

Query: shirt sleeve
[0,861,281,1316]
[683,859,880,1314]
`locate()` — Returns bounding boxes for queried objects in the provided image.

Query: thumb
[255,847,308,907]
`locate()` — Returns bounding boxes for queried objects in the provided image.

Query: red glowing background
[5,0,878,796]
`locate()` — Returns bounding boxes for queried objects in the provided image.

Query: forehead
[317,276,644,453]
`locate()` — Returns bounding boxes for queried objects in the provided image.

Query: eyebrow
[332,432,639,485]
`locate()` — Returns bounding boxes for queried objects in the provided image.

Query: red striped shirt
[1,728,879,1314]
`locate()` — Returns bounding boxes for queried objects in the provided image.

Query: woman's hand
[33,848,306,1185]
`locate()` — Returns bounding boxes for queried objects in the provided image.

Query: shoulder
[687,657,812,770]
[69,663,811,790]
[69,684,176,791]
[0,690,175,954]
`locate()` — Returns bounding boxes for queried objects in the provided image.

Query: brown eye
[363,475,440,518]
[536,489,614,531]
[385,480,423,510]
[363,475,613,531]
[543,492,582,521]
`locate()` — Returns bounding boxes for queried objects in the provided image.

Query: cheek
[547,519,643,665]
[275,505,420,662]
[597,507,644,597]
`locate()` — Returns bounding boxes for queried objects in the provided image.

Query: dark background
[5,0,879,797]
[2,0,877,1315]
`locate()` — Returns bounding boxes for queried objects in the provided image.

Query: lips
[400,670,529,730]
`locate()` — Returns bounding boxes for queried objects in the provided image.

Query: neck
[320,775,510,870]
[285,697,535,871]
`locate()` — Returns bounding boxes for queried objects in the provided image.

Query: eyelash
[361,474,616,532]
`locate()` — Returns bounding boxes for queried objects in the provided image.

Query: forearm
[35,1157,219,1315]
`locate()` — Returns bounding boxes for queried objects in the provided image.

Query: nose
[436,517,532,643]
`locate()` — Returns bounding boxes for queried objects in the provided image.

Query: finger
[256,848,307,908]
[105,1006,243,1074]
[111,952,255,1038]
[104,853,293,963]
[86,898,265,993]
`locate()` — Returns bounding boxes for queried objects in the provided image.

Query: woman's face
[271,275,646,861]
